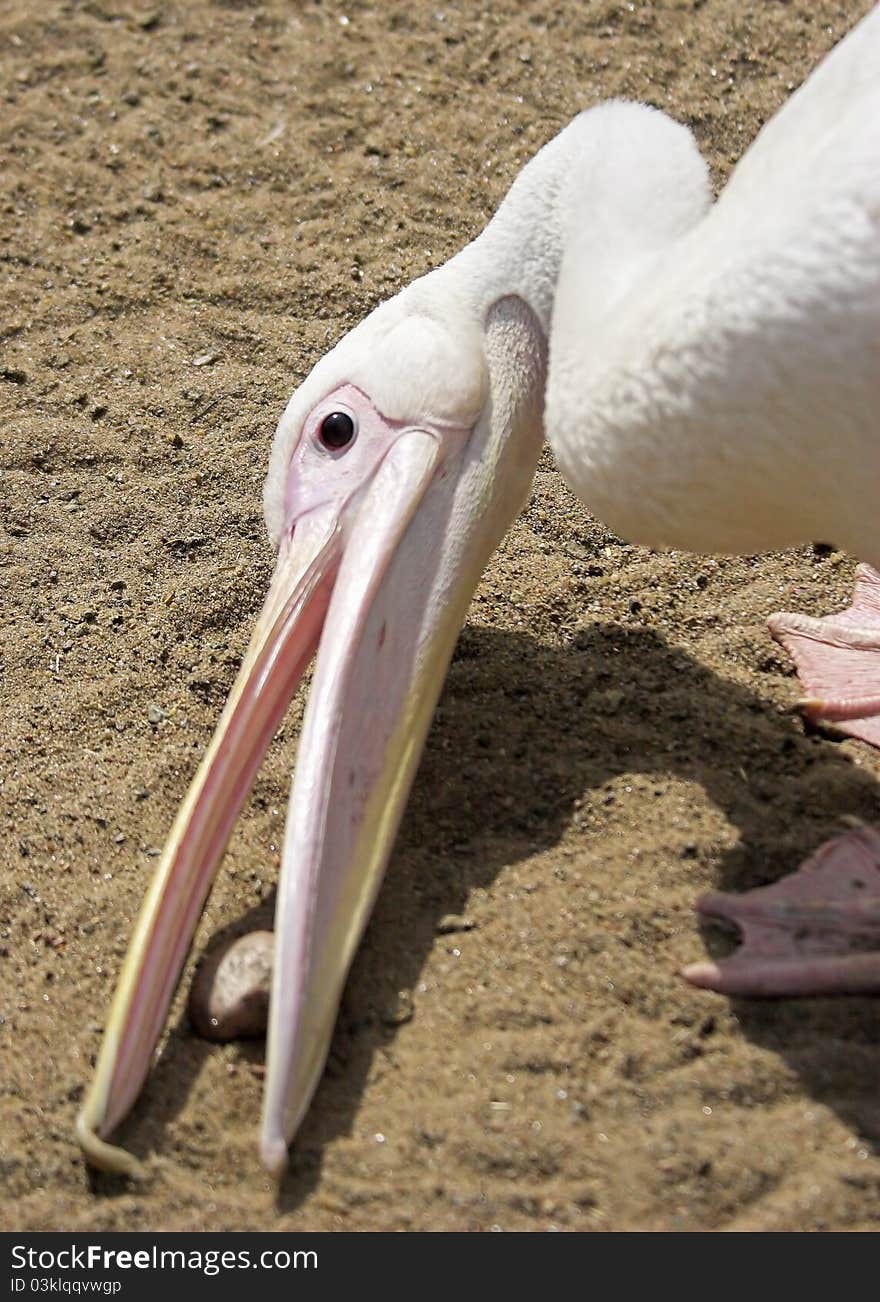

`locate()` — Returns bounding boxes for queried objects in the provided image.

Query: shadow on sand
[88,620,880,1203]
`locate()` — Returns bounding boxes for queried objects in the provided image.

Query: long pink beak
[76,432,450,1177]
[76,280,548,1177]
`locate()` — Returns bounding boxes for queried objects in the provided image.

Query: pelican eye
[319,410,356,450]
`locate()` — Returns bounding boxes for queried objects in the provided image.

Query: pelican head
[75,248,547,1175]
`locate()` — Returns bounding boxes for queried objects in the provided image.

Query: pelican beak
[75,423,467,1177]
[77,293,545,1178]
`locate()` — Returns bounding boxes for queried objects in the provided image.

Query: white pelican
[76,5,880,1177]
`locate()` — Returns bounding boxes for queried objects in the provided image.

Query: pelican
[76,5,880,1177]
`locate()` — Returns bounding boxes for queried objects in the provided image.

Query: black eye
[319,410,356,450]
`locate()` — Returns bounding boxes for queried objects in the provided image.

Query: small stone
[188,930,274,1040]
[147,703,167,724]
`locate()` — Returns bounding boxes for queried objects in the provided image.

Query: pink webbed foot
[683,826,880,996]
[767,564,880,746]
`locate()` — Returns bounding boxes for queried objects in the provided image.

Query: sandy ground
[2,0,879,1232]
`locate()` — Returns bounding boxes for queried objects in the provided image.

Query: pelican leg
[683,826,880,995]
[767,564,880,747]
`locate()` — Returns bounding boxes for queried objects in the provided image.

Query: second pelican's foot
[683,826,880,996]
[767,563,880,746]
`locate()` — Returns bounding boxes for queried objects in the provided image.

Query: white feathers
[266,6,879,565]
[546,9,880,561]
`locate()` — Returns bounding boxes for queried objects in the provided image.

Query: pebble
[188,930,274,1040]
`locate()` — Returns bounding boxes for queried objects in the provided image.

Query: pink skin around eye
[282,384,413,537]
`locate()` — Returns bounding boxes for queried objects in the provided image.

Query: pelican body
[77,6,880,1175]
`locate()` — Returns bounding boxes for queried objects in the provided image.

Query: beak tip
[75,1108,145,1180]
[260,1132,290,1180]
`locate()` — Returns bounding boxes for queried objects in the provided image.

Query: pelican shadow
[88,619,880,1201]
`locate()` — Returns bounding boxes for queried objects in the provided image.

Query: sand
[2,0,879,1232]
